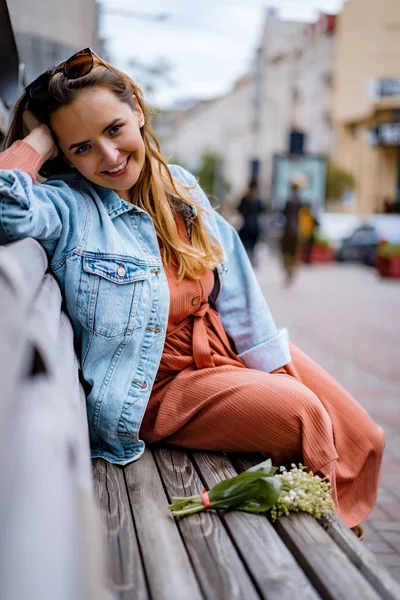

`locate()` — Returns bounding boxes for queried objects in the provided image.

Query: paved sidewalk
[255,246,400,582]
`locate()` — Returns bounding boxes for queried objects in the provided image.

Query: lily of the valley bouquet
[168,459,335,521]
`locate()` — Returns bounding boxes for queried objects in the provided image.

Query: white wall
[8,0,97,49]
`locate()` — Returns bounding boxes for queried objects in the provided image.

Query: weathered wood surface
[235,454,400,600]
[95,446,400,600]
[192,451,320,600]
[0,239,107,600]
[154,447,260,600]
[92,459,148,600]
[320,513,400,600]
[124,449,203,600]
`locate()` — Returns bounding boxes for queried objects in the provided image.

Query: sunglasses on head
[25,47,104,103]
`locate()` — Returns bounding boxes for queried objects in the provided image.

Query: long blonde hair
[6,58,224,280]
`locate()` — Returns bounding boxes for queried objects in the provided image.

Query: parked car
[336,224,379,265]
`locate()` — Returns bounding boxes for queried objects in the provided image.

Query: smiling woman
[52,88,146,199]
[0,47,385,533]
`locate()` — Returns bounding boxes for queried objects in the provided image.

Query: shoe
[351,524,364,541]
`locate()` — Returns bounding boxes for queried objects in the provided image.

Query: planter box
[311,246,334,262]
[376,256,400,278]
[299,245,334,263]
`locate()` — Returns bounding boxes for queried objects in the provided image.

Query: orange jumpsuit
[140,218,385,528]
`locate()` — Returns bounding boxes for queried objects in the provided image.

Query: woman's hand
[23,110,58,162]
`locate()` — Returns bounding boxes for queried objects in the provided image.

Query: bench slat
[234,456,382,600]
[124,449,203,600]
[92,459,149,600]
[192,451,321,600]
[154,447,261,600]
[321,513,400,600]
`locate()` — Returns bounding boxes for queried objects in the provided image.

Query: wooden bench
[93,448,400,600]
[1,238,400,600]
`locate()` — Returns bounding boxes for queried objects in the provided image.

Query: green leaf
[246,459,273,475]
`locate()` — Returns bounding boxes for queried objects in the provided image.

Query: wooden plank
[153,447,261,600]
[192,451,321,600]
[58,312,108,600]
[274,514,382,600]
[0,239,48,431]
[320,513,400,600]
[0,238,47,304]
[0,375,87,600]
[233,456,382,600]
[124,448,203,600]
[0,248,108,600]
[92,459,149,600]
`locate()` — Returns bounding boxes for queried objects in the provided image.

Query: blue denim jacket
[0,164,290,464]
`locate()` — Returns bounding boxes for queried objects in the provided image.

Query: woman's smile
[101,154,131,178]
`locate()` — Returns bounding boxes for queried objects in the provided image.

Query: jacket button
[117,265,126,277]
[191,297,200,306]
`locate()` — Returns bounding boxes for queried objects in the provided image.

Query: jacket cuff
[238,328,291,373]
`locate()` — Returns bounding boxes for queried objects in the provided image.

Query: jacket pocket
[76,255,149,338]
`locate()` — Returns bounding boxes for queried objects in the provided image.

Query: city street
[255,246,400,582]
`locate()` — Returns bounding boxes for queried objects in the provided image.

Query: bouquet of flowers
[168,459,335,521]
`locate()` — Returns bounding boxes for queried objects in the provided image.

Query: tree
[196,150,230,203]
[325,160,355,201]
[126,57,174,104]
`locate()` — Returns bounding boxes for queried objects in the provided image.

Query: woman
[280,180,304,284]
[237,182,263,265]
[0,48,384,532]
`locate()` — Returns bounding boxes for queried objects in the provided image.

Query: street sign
[369,78,400,100]
[369,122,400,147]
[271,154,326,210]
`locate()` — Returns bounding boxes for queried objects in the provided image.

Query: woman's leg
[141,366,339,505]
[142,348,384,527]
[285,343,385,528]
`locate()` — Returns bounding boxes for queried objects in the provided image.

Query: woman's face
[50,87,146,201]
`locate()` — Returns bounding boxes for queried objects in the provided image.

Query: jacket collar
[57,171,197,228]
[92,182,198,232]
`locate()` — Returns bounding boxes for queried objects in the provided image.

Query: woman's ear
[132,94,145,128]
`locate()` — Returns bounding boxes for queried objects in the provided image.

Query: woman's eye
[109,124,123,135]
[75,144,90,155]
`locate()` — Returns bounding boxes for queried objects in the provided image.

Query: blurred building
[334,0,400,215]
[7,0,98,85]
[158,73,255,200]
[157,10,336,205]
[256,12,336,202]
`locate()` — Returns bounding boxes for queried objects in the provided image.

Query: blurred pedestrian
[280,177,304,284]
[298,203,318,264]
[238,182,263,265]
[0,48,384,533]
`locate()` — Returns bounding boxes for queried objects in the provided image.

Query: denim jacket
[0,163,290,464]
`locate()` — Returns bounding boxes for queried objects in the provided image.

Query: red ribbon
[200,488,211,510]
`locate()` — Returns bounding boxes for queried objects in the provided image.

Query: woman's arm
[0,119,57,178]
[0,129,84,254]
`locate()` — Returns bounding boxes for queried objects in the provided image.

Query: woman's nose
[99,143,119,166]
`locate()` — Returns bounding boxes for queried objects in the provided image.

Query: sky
[100,0,344,108]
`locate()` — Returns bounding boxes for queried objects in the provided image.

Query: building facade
[333,0,400,214]
[7,0,98,85]
[158,11,336,206]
